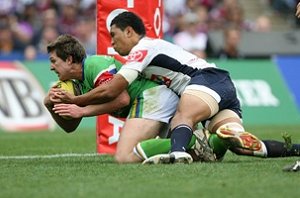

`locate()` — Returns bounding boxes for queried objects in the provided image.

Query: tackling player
[47,34,300,164]
[44,34,214,163]
[53,12,268,164]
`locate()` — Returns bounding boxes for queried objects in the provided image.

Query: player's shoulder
[131,37,164,55]
[84,55,118,69]
[140,37,164,45]
[141,37,179,51]
[86,55,115,63]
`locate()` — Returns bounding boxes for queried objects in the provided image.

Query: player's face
[110,24,134,56]
[49,51,72,81]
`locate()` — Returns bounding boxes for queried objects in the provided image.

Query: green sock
[138,134,227,159]
[138,136,196,158]
[208,134,228,160]
[137,138,170,158]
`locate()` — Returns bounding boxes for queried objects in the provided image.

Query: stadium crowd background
[0,0,299,61]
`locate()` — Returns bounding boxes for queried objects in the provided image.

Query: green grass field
[1,126,300,198]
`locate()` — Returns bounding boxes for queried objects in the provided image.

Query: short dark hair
[110,11,146,36]
[47,34,86,63]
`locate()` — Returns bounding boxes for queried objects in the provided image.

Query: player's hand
[51,88,75,103]
[53,103,84,118]
[44,86,60,107]
[296,2,300,18]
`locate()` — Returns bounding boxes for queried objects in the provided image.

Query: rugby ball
[56,80,81,119]
[56,80,81,96]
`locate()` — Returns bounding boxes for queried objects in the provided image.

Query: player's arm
[71,73,131,106]
[55,69,138,106]
[297,2,300,18]
[44,89,82,133]
[53,90,130,117]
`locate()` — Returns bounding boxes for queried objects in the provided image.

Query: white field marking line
[0,153,102,160]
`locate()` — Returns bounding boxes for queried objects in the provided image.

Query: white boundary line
[0,153,101,160]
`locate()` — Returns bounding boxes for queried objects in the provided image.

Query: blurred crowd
[0,0,299,61]
[0,0,96,61]
[163,0,299,59]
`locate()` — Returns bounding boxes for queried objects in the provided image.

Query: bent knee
[114,152,128,164]
[114,150,140,164]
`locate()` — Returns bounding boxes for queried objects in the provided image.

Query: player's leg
[136,132,227,163]
[208,109,268,157]
[135,137,174,160]
[135,135,196,164]
[210,111,300,158]
[206,131,228,160]
[234,134,300,158]
[115,118,165,163]
[166,68,240,164]
[168,90,218,164]
[264,138,300,157]
[114,85,178,163]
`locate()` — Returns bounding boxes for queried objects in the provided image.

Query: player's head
[111,11,146,36]
[110,11,146,56]
[47,34,86,63]
[47,34,86,81]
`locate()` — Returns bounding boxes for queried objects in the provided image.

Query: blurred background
[0,0,299,61]
[0,0,96,61]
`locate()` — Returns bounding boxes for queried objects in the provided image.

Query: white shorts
[127,85,179,124]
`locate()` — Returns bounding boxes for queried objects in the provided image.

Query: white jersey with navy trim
[118,37,216,95]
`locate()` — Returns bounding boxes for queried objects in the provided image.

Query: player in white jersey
[54,12,267,164]
[44,34,181,163]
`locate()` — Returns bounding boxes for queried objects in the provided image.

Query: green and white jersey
[77,55,162,117]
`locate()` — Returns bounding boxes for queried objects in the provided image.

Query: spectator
[200,0,217,10]
[0,22,14,54]
[0,15,26,55]
[164,0,186,17]
[224,4,253,31]
[208,0,239,30]
[194,5,209,33]
[24,45,37,61]
[0,0,97,61]
[74,18,96,55]
[215,24,244,59]
[253,15,272,32]
[208,0,252,31]
[33,8,60,55]
[36,26,59,54]
[185,0,202,13]
[57,1,78,35]
[173,12,208,58]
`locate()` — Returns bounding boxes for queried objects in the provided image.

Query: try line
[0,153,100,160]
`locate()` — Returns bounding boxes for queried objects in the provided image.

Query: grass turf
[0,126,300,198]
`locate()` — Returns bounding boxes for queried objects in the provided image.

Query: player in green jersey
[45,34,300,164]
[44,34,195,163]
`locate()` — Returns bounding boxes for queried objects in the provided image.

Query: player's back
[136,37,214,69]
[124,38,216,95]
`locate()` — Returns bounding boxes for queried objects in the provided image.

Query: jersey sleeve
[94,71,114,87]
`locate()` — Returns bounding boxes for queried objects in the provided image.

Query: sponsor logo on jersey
[126,50,148,62]
[94,71,114,87]
[150,74,172,87]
